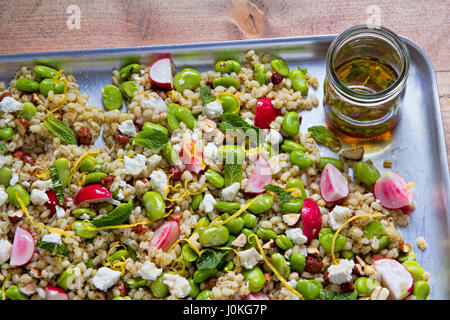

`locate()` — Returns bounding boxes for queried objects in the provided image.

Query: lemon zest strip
[331,213,386,265]
[216,246,240,273]
[167,238,202,257]
[1,273,11,300]
[214,195,261,226]
[77,172,87,186]
[285,187,303,198]
[106,242,128,275]
[35,167,51,179]
[16,192,71,237]
[183,141,205,171]
[248,233,304,300]
[405,182,414,190]
[67,150,100,194]
[170,258,186,275]
[216,92,240,113]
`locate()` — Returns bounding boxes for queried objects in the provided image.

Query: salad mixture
[0,49,430,300]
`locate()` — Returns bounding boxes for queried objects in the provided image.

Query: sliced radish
[179,140,203,174]
[245,156,272,194]
[254,98,280,129]
[242,292,270,300]
[373,171,414,210]
[149,220,180,252]
[45,190,67,216]
[149,58,173,90]
[373,258,414,300]
[319,163,349,202]
[10,226,35,267]
[74,184,112,205]
[45,286,70,300]
[301,198,322,242]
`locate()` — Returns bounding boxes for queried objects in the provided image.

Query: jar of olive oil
[324,25,410,138]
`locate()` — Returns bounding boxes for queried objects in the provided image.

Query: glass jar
[324,25,410,138]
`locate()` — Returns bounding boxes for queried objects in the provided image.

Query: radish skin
[149,58,173,90]
[373,171,414,210]
[45,286,70,300]
[245,156,272,194]
[74,184,112,205]
[373,258,414,300]
[319,163,349,202]
[149,220,180,252]
[10,226,35,267]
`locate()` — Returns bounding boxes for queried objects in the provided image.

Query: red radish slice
[254,98,280,129]
[149,220,180,252]
[242,292,270,300]
[45,190,67,216]
[74,184,112,205]
[320,163,349,202]
[373,258,414,300]
[45,286,69,300]
[373,171,414,210]
[245,156,272,194]
[301,198,322,242]
[10,226,35,267]
[149,58,173,90]
[179,140,203,174]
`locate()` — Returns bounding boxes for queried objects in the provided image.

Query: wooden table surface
[0,0,449,166]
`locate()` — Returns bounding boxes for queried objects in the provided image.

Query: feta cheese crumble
[265,129,283,145]
[150,170,168,196]
[140,95,168,114]
[163,273,191,298]
[0,96,22,113]
[204,100,223,119]
[221,182,240,202]
[199,193,216,214]
[92,267,122,291]
[238,247,263,269]
[0,186,8,206]
[328,206,352,231]
[118,120,137,137]
[55,206,66,218]
[285,228,308,245]
[138,261,162,281]
[0,239,12,264]
[327,259,355,285]
[30,189,49,206]
[124,154,147,176]
[41,232,62,245]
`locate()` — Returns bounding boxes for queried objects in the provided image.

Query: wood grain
[0,0,449,165]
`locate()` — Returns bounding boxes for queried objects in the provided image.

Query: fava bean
[397,250,417,263]
[364,220,384,239]
[79,156,98,173]
[402,260,425,282]
[142,122,168,136]
[275,234,293,251]
[215,201,241,214]
[0,167,12,186]
[6,184,30,209]
[217,145,245,164]
[241,212,257,229]
[15,78,39,92]
[57,268,75,291]
[71,221,98,239]
[162,143,179,165]
[222,261,235,272]
[218,94,240,114]
[242,228,257,248]
[215,60,241,74]
[193,268,218,284]
[282,112,300,136]
[182,243,199,262]
[413,280,430,300]
[317,157,344,171]
[120,63,141,80]
[18,102,37,120]
[270,58,290,77]
[341,249,354,259]
[281,140,305,153]
[373,235,389,253]
[113,296,132,300]
[196,289,211,300]
[271,253,290,279]
[296,279,322,300]
[280,198,303,213]
[221,213,244,234]
[319,232,347,253]
[72,208,96,219]
[254,62,267,86]
[120,81,138,100]
[353,161,381,188]
[285,178,306,200]
[256,227,277,241]
[5,285,28,300]
[34,65,58,79]
[206,169,225,189]
[199,225,229,247]
[188,279,200,298]
[212,77,240,89]
[354,277,380,296]
[247,194,273,215]
[39,78,64,96]
[167,103,197,130]
[242,266,265,292]
[289,69,308,96]
[126,277,148,289]
[193,216,210,234]
[52,157,70,189]
[173,68,201,92]
[109,249,130,264]
[143,191,165,220]
[0,127,14,140]
[151,272,172,298]
[102,85,123,111]
[190,193,204,211]
[84,172,108,185]
[289,253,306,273]
[289,150,313,170]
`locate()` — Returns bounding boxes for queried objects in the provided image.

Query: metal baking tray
[0,34,448,299]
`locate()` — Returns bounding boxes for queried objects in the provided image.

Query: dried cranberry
[271,71,284,85]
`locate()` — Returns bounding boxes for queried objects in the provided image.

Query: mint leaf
[308,126,342,152]
[196,250,223,270]
[224,164,243,187]
[219,113,261,145]
[263,184,292,203]
[200,86,216,105]
[44,115,78,145]
[35,240,69,257]
[134,129,169,150]
[49,166,66,207]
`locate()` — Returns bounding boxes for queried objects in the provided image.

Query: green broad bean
[353,161,381,188]
[173,68,201,92]
[221,213,244,234]
[242,228,257,248]
[364,220,384,239]
[281,140,305,153]
[373,235,389,253]
[397,250,417,263]
[0,127,14,140]
[18,102,37,120]
[182,243,199,262]
[275,234,293,251]
[271,253,290,279]
[15,78,39,92]
[196,289,211,300]
[162,143,179,165]
[0,167,12,186]
[102,85,123,111]
[34,65,58,79]
[247,194,274,215]
[253,62,267,86]
[71,221,98,239]
[79,156,98,173]
[193,216,210,234]
[151,272,172,298]
[270,58,290,77]
[39,78,64,96]
[317,157,344,171]
[190,193,204,211]
[413,280,430,300]
[280,198,303,213]
[120,81,138,100]
[57,268,76,291]
[199,225,229,247]
[72,208,96,219]
[289,253,306,273]
[319,232,347,253]
[222,261,235,272]
[256,227,277,241]
[109,249,130,264]
[142,122,168,136]
[215,201,241,214]
[6,184,30,209]
[289,69,308,96]
[282,112,300,136]
[402,260,425,282]
[341,249,354,259]
[241,212,257,229]
[206,169,225,189]
[5,285,29,300]
[193,268,218,284]
[217,145,245,164]
[143,191,166,220]
[286,178,306,199]
[52,157,70,189]
[218,94,240,114]
[188,279,200,298]
[215,60,241,74]
[354,277,380,296]
[318,227,333,238]
[120,63,141,80]
[289,150,313,170]
[242,266,265,292]
[126,277,148,289]
[167,103,197,130]
[113,296,132,300]
[296,279,322,300]
[84,172,108,185]
[212,77,240,89]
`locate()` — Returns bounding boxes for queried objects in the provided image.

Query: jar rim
[326,25,410,103]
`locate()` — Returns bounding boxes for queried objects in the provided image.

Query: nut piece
[416,237,427,250]
[13,149,36,165]
[0,92,12,102]
[115,129,131,145]
[20,282,37,295]
[383,160,393,168]
[370,286,390,300]
[306,247,320,256]
[31,93,44,106]
[168,166,183,180]
[14,118,30,135]
[8,210,24,223]
[262,239,275,249]
[204,278,217,290]
[305,255,323,273]
[341,147,364,161]
[231,233,247,247]
[101,175,115,189]
[340,281,354,293]
[282,214,301,226]
[131,224,148,235]
[397,240,411,253]
[77,126,92,145]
